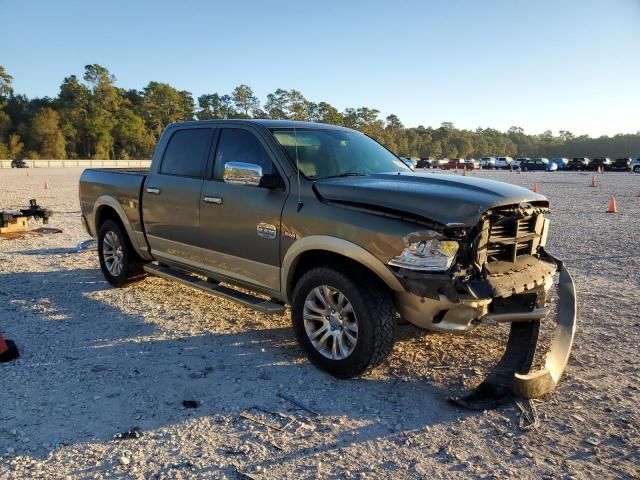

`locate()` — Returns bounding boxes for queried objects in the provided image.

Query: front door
[142,127,214,268]
[199,127,288,291]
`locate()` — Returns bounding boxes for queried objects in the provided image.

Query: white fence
[0,159,152,169]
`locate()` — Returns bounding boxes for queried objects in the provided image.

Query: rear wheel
[98,219,143,287]
[292,267,395,378]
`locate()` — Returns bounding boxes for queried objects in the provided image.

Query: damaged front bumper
[395,249,577,407]
[511,252,577,398]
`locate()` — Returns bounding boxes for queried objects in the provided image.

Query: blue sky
[1,0,639,136]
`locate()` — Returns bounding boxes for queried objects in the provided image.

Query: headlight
[388,232,459,271]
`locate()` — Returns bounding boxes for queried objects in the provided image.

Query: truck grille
[487,216,538,261]
[475,204,548,265]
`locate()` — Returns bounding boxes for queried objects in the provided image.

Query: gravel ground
[0,167,639,480]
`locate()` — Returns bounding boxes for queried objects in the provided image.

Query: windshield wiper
[323,172,366,179]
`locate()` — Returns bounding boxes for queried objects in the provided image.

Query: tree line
[1,64,639,160]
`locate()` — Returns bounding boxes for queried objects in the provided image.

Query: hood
[314,172,547,227]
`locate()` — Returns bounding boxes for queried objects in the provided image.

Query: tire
[634,166,640,173]
[97,219,143,287]
[291,266,395,378]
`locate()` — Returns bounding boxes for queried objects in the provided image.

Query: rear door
[199,126,288,291]
[142,127,214,267]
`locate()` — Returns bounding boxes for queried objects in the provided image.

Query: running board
[143,263,286,315]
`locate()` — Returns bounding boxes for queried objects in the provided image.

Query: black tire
[291,266,395,378]
[97,219,143,287]
[634,166,640,173]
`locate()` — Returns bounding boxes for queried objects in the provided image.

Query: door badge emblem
[257,223,277,239]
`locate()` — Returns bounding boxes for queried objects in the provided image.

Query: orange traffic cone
[532,182,539,193]
[607,197,617,213]
[590,176,596,187]
[0,332,19,363]
[44,180,49,189]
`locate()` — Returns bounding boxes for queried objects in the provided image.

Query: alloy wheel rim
[102,231,124,277]
[303,285,358,360]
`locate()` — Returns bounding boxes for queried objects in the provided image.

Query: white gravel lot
[0,167,639,479]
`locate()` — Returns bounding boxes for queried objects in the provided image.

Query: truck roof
[166,119,352,131]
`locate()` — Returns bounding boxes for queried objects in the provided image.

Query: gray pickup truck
[79,120,577,408]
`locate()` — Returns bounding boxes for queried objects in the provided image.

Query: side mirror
[223,162,263,186]
[258,173,285,190]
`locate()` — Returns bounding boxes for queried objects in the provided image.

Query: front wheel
[98,219,143,287]
[292,267,395,378]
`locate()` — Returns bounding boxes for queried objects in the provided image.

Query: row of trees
[1,65,639,160]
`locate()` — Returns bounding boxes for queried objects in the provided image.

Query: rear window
[160,128,213,177]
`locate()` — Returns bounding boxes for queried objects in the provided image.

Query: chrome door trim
[203,196,223,204]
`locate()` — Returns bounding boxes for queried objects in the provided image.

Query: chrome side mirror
[223,162,262,186]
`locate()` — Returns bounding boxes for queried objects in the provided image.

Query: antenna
[294,124,303,211]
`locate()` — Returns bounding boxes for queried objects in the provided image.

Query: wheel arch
[93,196,148,259]
[282,236,404,303]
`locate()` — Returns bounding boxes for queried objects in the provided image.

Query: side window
[160,128,213,177]
[213,128,274,180]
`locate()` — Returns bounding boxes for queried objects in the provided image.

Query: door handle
[146,187,161,194]
[203,196,223,205]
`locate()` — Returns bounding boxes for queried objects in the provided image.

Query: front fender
[281,235,404,303]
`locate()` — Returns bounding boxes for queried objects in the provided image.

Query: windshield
[270,128,410,179]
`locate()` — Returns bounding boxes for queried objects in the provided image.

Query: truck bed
[79,168,148,239]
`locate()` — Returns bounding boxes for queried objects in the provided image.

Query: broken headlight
[388,232,459,272]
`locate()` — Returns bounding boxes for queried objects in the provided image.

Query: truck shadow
[0,267,476,464]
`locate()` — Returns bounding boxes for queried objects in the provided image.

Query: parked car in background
[591,158,612,171]
[513,158,529,170]
[568,157,590,171]
[463,158,480,169]
[479,157,496,169]
[416,157,434,169]
[550,157,569,170]
[611,158,631,172]
[520,158,549,171]
[545,162,558,172]
[444,159,464,170]
[434,159,449,168]
[495,156,513,169]
[631,158,640,173]
[10,159,29,168]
